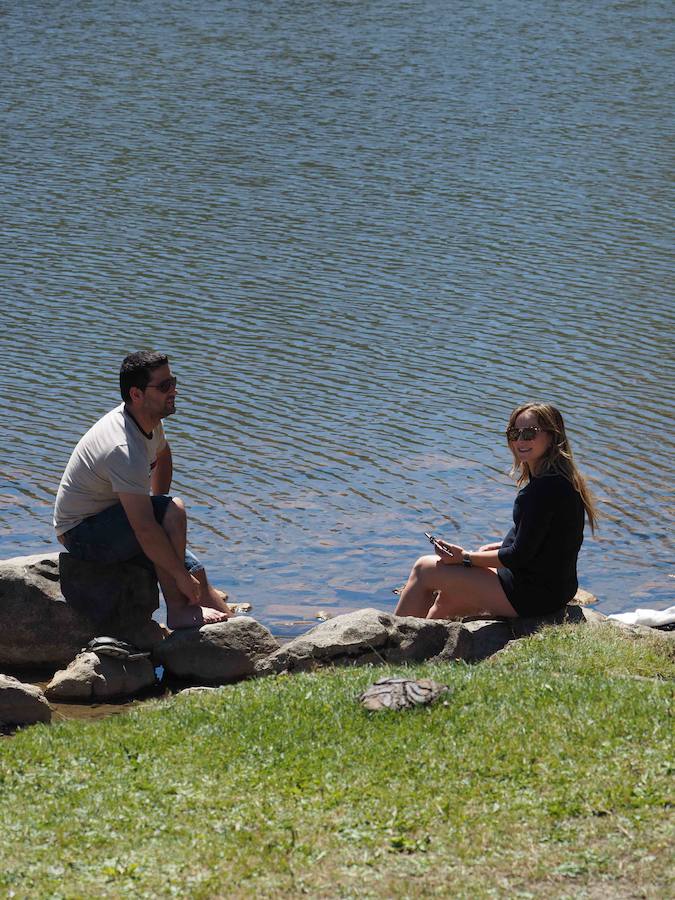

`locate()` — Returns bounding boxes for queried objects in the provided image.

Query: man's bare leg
[193,569,232,615]
[158,498,228,627]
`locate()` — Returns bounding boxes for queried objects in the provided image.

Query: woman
[394,402,597,620]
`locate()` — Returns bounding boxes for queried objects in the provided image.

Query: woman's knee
[411,554,439,584]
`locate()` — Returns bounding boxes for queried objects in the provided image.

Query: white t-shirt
[54,403,167,535]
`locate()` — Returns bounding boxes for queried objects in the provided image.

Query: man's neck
[123,404,157,439]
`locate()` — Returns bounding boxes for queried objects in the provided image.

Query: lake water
[2,0,673,637]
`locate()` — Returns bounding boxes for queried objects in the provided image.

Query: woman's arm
[479,541,503,552]
[433,539,502,569]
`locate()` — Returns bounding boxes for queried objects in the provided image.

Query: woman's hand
[433,539,464,565]
[479,541,503,552]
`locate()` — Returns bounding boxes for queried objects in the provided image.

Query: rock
[257,605,602,675]
[461,619,516,662]
[571,588,598,606]
[178,686,223,696]
[45,651,156,701]
[602,618,675,646]
[0,674,52,726]
[154,617,280,683]
[0,553,165,668]
[457,606,605,662]
[433,621,474,662]
[577,607,608,626]
[256,609,453,675]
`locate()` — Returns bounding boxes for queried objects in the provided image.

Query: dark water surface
[2,1,673,636]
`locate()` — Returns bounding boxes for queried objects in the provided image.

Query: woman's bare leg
[395,554,518,619]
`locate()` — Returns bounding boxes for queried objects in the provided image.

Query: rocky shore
[2,552,671,731]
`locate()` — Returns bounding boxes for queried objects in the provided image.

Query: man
[54,350,230,628]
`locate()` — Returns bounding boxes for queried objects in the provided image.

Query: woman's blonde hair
[506,402,598,533]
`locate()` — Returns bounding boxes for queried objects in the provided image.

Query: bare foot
[167,604,230,629]
[204,586,233,616]
[194,570,233,615]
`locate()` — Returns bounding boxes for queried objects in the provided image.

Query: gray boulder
[0,553,164,668]
[460,619,517,662]
[0,674,52,726]
[154,617,280,682]
[442,606,606,663]
[45,651,156,701]
[256,609,454,675]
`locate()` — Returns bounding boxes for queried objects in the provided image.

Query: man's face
[140,364,177,419]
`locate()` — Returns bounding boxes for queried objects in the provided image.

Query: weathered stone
[461,619,516,662]
[601,618,675,646]
[571,588,598,606]
[577,607,608,626]
[0,553,165,668]
[432,621,473,662]
[45,651,156,701]
[256,605,601,675]
[256,609,453,675]
[154,617,280,682]
[178,686,223,696]
[0,674,52,725]
[457,606,604,662]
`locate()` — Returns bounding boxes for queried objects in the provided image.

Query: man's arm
[118,492,200,603]
[151,444,173,495]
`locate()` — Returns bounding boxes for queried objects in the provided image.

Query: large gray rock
[257,605,604,675]
[460,619,518,662]
[0,674,52,726]
[446,606,606,663]
[256,609,454,675]
[0,553,164,668]
[45,652,156,701]
[154,617,280,682]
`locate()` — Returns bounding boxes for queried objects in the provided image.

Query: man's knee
[162,496,187,530]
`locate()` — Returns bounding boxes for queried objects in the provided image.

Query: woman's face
[509,410,552,472]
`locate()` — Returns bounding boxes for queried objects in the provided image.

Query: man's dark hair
[120,350,169,402]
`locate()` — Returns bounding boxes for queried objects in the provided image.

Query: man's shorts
[60,495,204,574]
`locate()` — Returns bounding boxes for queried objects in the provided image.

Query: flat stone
[45,652,156,701]
[154,617,280,683]
[0,674,52,726]
[256,609,454,675]
[0,553,164,668]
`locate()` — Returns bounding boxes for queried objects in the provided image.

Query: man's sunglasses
[506,426,546,441]
[146,376,177,393]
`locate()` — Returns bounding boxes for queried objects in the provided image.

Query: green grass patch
[1,624,673,898]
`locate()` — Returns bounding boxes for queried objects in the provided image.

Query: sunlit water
[2,0,673,637]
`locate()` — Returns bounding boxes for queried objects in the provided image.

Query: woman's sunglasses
[506,426,547,441]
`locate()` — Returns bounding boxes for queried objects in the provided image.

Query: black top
[497,472,585,616]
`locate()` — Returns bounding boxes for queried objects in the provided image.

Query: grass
[1,624,673,899]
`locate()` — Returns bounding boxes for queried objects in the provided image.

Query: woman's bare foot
[167,604,230,629]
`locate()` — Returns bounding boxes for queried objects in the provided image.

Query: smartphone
[424,532,453,556]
